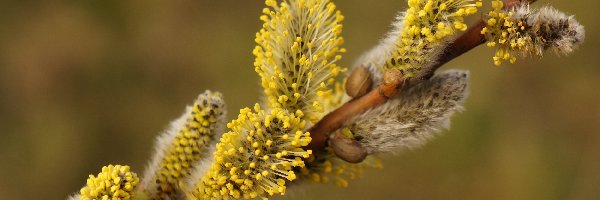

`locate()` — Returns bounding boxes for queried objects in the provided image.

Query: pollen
[79,165,139,200]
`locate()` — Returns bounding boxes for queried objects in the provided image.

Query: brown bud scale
[329,130,368,163]
[345,67,372,98]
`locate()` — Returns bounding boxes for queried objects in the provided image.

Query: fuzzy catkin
[78,165,140,200]
[190,105,312,199]
[481,1,585,65]
[254,0,346,123]
[345,70,469,154]
[529,6,585,56]
[140,91,226,200]
[354,0,482,85]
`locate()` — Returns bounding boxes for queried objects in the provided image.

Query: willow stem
[306,0,537,152]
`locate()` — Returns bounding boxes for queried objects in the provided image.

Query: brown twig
[306,0,537,153]
[305,71,403,150]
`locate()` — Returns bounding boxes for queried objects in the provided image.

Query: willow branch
[306,0,538,152]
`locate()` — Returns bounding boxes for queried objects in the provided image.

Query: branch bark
[305,72,403,150]
[306,0,538,153]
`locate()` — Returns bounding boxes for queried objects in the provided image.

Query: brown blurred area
[0,0,598,199]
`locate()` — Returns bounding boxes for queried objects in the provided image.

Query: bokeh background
[0,0,598,199]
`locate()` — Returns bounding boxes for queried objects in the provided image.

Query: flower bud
[329,128,367,163]
[345,67,372,98]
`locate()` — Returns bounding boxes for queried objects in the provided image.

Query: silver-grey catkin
[344,70,470,154]
[527,5,585,56]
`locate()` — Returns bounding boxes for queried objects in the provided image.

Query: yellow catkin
[253,0,346,123]
[386,0,482,78]
[480,1,584,66]
[144,91,225,199]
[191,104,312,199]
[79,165,139,200]
[481,0,531,66]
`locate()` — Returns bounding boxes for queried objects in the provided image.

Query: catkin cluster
[67,0,586,199]
[191,0,348,199]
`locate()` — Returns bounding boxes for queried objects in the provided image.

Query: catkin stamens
[254,0,346,123]
[141,91,226,199]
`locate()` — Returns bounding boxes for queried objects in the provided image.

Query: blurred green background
[0,0,598,199]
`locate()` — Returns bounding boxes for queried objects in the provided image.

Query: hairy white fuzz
[345,70,469,154]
